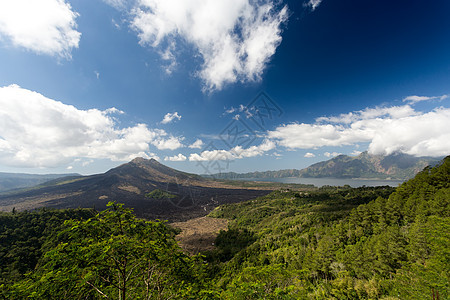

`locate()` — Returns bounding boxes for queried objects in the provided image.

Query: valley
[1,156,448,299]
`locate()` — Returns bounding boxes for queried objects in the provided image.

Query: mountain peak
[130,157,157,164]
[112,157,204,184]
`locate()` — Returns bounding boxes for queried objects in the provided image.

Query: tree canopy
[1,157,449,299]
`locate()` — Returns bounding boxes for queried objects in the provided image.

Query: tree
[11,202,203,299]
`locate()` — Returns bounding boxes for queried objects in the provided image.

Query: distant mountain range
[205,152,442,180]
[0,153,443,220]
[0,172,81,193]
[0,158,269,221]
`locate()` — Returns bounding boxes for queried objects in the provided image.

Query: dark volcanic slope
[0,158,270,221]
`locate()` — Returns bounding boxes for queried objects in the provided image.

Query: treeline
[0,203,206,299]
[207,157,450,299]
[0,157,448,299]
[0,208,96,284]
[203,169,302,179]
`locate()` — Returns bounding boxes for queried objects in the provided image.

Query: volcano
[0,158,270,221]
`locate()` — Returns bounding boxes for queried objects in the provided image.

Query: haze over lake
[236,177,404,188]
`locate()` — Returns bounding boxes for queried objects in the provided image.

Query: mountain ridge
[0,172,81,193]
[204,152,442,180]
[0,158,270,221]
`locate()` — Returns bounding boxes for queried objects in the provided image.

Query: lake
[236,177,405,188]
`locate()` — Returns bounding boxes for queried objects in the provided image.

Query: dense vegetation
[0,208,96,285]
[0,203,206,299]
[208,157,449,299]
[0,157,448,299]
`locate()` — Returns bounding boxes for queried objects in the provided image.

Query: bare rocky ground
[171,216,228,254]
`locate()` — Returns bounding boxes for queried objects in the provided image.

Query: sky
[0,0,449,175]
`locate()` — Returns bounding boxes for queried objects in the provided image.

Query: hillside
[0,158,270,221]
[1,156,447,299]
[205,151,441,180]
[298,151,440,179]
[206,155,450,298]
[0,172,81,193]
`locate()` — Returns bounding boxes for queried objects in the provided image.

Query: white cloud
[130,0,288,91]
[94,71,100,79]
[402,94,448,104]
[0,84,179,167]
[189,149,235,162]
[152,135,184,150]
[224,103,256,119]
[161,111,181,124]
[305,0,323,11]
[81,159,94,167]
[103,0,127,10]
[164,153,187,161]
[324,152,340,158]
[159,40,177,74]
[233,139,276,158]
[268,104,450,157]
[189,139,275,161]
[268,123,369,149]
[351,150,362,156]
[316,105,418,124]
[304,152,315,158]
[0,0,81,59]
[188,139,204,149]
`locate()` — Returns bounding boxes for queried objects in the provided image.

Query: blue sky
[0,0,449,175]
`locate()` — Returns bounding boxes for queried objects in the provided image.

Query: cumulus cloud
[189,139,275,161]
[324,152,340,158]
[164,153,187,161]
[402,94,448,104]
[161,111,181,124]
[0,85,180,167]
[304,152,315,158]
[305,0,323,11]
[351,150,362,156]
[189,150,234,162]
[268,104,450,157]
[152,135,184,150]
[130,0,288,91]
[0,0,81,59]
[188,139,204,149]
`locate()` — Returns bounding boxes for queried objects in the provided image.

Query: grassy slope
[207,157,449,299]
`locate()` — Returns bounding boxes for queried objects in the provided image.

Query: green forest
[1,157,449,299]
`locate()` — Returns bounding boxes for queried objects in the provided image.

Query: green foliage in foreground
[0,156,448,299]
[207,157,450,299]
[0,208,96,284]
[1,203,206,299]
